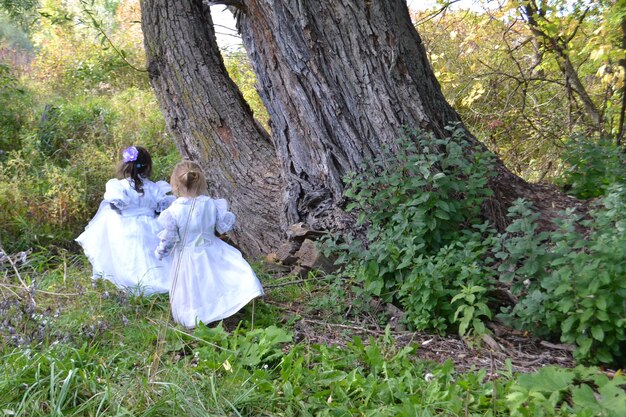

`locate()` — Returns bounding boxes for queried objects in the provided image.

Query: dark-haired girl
[76,146,174,295]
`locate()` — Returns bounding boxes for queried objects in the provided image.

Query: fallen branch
[265,278,312,289]
[302,318,385,336]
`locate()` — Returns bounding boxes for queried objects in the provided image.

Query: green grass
[0,252,624,416]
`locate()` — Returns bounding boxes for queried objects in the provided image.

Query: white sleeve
[154,181,175,212]
[214,199,236,234]
[103,179,128,209]
[155,210,179,259]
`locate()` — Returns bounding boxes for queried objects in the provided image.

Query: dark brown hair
[116,146,152,194]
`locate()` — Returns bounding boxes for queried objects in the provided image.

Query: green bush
[0,87,176,253]
[395,232,496,334]
[557,135,625,199]
[326,126,497,335]
[0,65,33,154]
[36,96,116,163]
[496,186,626,365]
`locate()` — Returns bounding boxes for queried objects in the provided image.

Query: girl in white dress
[155,160,264,328]
[76,146,174,295]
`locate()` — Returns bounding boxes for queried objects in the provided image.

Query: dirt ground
[264,298,576,378]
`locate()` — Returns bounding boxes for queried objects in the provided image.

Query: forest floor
[6,250,626,417]
[1,250,576,378]
[254,298,575,376]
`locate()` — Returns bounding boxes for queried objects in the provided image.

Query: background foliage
[414,0,625,181]
[0,0,176,252]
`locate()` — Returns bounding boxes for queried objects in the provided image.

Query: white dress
[155,196,264,328]
[76,177,174,295]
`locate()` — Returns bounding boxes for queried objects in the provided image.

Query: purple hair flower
[122,146,139,163]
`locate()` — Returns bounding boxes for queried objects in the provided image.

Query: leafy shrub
[0,87,176,253]
[0,64,33,154]
[0,147,90,251]
[506,365,626,417]
[326,126,498,334]
[392,230,496,334]
[496,187,626,365]
[36,96,116,163]
[557,135,625,199]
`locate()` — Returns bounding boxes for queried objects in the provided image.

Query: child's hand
[155,240,175,260]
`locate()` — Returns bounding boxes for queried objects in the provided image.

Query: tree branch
[414,0,462,25]
[520,0,602,132]
[565,6,590,44]
[617,15,626,147]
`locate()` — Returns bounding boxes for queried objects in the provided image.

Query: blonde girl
[155,160,264,328]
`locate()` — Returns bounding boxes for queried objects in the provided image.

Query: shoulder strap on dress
[170,197,197,303]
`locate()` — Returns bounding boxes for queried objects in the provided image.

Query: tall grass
[0,85,177,254]
[1,256,624,416]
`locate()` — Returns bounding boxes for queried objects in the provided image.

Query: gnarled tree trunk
[140,0,282,257]
[236,0,539,232]
[140,0,576,258]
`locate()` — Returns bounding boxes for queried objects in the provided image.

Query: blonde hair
[170,160,209,198]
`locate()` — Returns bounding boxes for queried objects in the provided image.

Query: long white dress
[155,196,264,328]
[76,177,174,295]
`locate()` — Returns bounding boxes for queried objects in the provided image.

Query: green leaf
[598,381,626,414]
[591,325,605,342]
[451,291,467,304]
[516,366,574,393]
[595,296,607,311]
[561,316,576,334]
[436,200,450,211]
[580,308,594,324]
[366,279,383,296]
[577,337,593,356]
[596,310,609,321]
[572,384,599,411]
[553,284,571,296]
[559,298,574,313]
[472,318,486,335]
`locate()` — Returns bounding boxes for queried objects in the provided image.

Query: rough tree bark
[140,0,282,257]
[235,0,566,230]
[140,0,577,258]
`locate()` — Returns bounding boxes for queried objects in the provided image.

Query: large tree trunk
[235,0,550,231]
[140,0,282,257]
[140,0,577,258]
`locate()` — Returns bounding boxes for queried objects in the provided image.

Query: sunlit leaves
[413,0,621,182]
